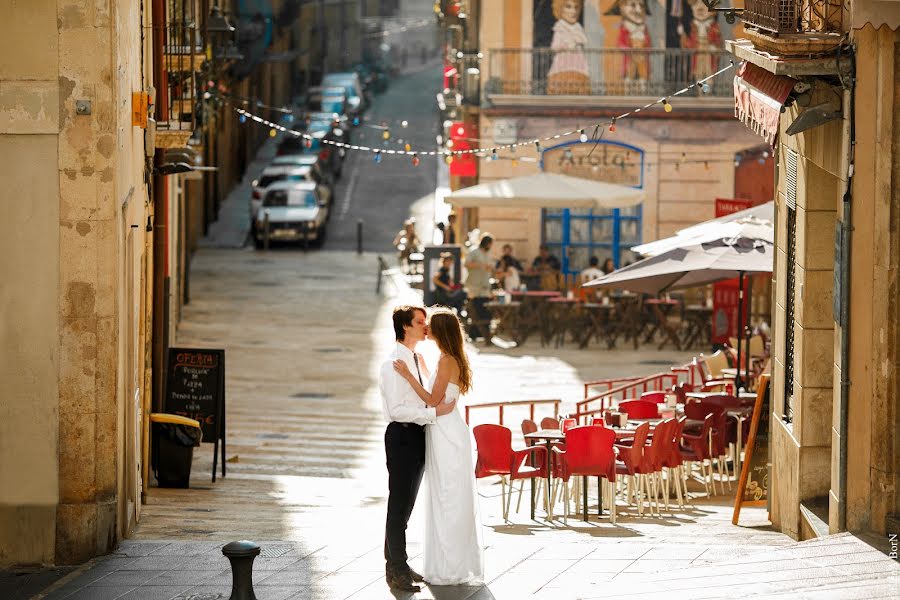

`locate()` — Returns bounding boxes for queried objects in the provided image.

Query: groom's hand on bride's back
[435,398,457,417]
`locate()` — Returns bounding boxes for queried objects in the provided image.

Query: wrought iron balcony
[484,47,733,102]
[742,0,844,36]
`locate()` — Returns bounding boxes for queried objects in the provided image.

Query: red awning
[734,62,798,146]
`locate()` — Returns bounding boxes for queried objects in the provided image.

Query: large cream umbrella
[445,172,644,209]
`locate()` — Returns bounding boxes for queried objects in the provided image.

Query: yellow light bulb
[269,128,277,137]
[663,101,673,113]
[405,143,411,152]
[383,130,390,140]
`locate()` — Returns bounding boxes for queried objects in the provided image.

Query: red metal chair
[614,422,650,516]
[679,413,716,496]
[551,425,618,525]
[540,416,560,430]
[474,424,548,521]
[685,400,729,493]
[618,399,660,419]
[662,416,687,507]
[640,391,666,404]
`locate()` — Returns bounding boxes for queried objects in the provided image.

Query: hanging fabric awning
[734,62,798,146]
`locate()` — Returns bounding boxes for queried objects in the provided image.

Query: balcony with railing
[483,47,734,108]
[158,20,202,148]
[738,0,846,56]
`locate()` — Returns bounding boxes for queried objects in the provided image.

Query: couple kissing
[379,305,484,592]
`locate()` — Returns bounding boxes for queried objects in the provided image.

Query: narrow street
[113,66,801,598]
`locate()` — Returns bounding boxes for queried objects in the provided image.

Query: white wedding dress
[423,372,485,585]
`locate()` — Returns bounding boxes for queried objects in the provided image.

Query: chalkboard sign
[165,347,226,481]
[733,374,770,524]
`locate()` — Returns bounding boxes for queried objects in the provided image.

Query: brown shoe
[387,571,421,593]
[407,567,424,583]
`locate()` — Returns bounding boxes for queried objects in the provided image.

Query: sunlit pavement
[34,247,900,599]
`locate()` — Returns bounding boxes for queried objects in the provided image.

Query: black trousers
[384,421,426,573]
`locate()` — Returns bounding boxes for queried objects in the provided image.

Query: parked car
[253,182,329,249]
[276,117,346,177]
[307,86,347,115]
[321,72,365,124]
[250,165,333,233]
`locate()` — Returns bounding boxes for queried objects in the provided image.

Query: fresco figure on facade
[679,0,722,82]
[547,0,591,95]
[604,0,653,94]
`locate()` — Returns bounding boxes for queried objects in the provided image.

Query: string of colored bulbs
[233,61,736,163]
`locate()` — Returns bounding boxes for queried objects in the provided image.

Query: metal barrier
[465,399,561,427]
[577,372,680,415]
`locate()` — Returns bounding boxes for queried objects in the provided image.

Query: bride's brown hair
[428,307,472,394]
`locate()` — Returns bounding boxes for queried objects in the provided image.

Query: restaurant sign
[542,141,643,188]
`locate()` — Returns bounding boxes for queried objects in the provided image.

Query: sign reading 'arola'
[542,141,644,188]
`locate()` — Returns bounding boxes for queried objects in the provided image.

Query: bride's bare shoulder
[438,354,461,379]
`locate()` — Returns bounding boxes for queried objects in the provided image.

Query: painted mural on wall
[533,0,742,94]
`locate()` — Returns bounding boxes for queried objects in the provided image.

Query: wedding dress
[423,372,484,585]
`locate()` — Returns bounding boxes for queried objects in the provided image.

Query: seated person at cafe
[432,252,466,312]
[529,245,562,290]
[579,256,604,300]
[495,244,524,272]
[602,257,615,275]
[497,254,521,292]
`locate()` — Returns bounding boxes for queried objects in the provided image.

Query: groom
[380,305,456,592]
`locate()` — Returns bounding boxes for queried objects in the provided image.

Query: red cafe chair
[662,416,687,507]
[551,425,618,525]
[618,399,660,420]
[540,416,560,430]
[614,422,651,516]
[679,413,716,496]
[640,391,666,404]
[473,424,548,521]
[684,400,729,493]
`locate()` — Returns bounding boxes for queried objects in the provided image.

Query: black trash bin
[151,413,202,488]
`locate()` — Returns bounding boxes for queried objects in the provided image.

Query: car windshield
[264,190,315,208]
[257,174,284,187]
[285,173,311,182]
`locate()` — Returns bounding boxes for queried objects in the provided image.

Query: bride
[393,307,484,585]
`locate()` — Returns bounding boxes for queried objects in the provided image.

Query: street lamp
[206,5,241,61]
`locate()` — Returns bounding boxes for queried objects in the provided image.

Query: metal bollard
[263,212,270,251]
[222,540,261,600]
[356,219,363,255]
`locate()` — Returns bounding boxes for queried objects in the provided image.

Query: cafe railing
[484,47,733,99]
[465,399,561,427]
[577,371,680,415]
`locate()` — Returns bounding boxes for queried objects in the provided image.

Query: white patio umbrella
[585,236,774,388]
[445,172,644,210]
[633,212,774,257]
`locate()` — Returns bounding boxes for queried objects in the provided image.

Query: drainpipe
[151,0,170,413]
[837,55,855,532]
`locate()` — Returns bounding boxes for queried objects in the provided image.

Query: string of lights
[232,61,736,162]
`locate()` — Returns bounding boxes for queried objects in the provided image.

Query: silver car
[250,165,332,230]
[254,182,329,248]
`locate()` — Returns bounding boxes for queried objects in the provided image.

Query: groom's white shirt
[380,342,437,425]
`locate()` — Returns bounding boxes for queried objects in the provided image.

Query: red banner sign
[711,199,753,344]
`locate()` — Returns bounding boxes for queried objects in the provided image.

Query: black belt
[389,421,423,429]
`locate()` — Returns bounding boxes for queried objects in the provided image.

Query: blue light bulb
[239,114,247,124]
[374,152,382,163]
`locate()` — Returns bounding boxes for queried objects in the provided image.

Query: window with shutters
[782,148,798,423]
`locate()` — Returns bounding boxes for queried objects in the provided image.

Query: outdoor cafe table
[547,296,581,347]
[510,290,561,346]
[485,300,524,344]
[578,302,616,349]
[643,298,682,350]
[525,425,657,520]
[681,304,712,349]
[610,293,642,349]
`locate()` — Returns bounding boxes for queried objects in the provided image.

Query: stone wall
[0,1,152,565]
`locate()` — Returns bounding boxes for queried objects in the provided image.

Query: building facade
[442,0,773,276]
[728,0,899,538]
[0,1,154,564]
